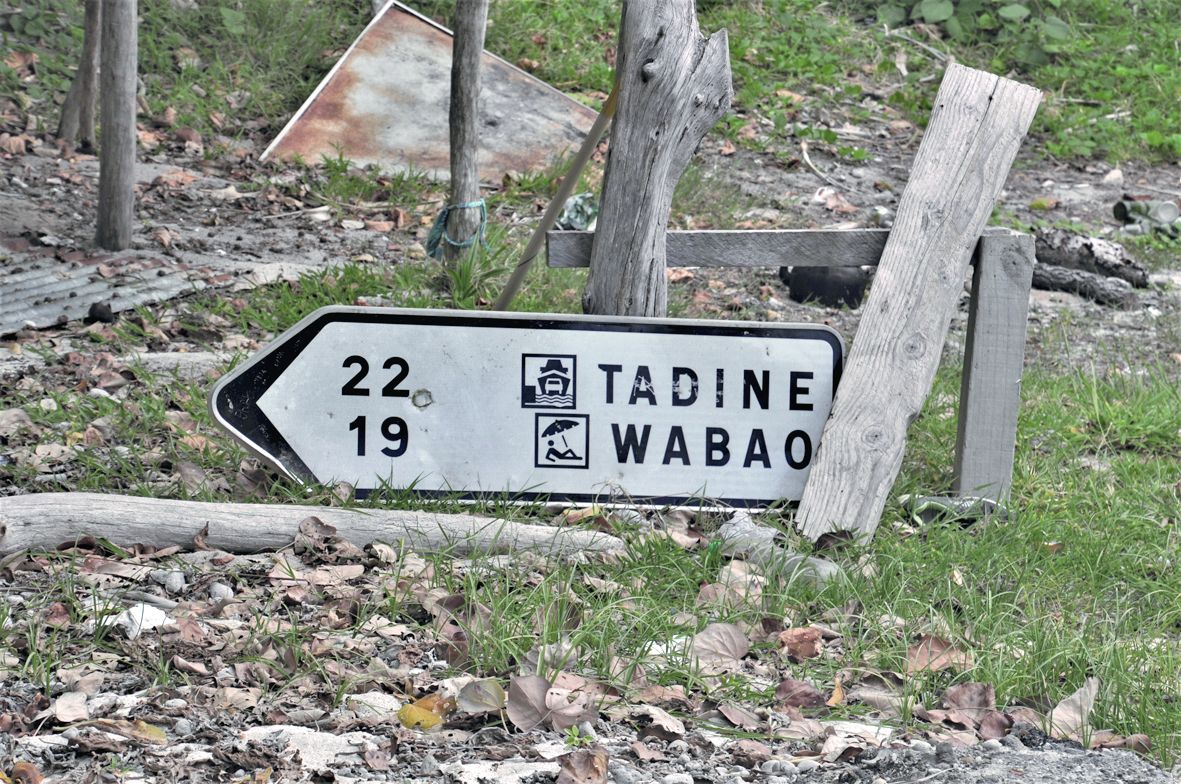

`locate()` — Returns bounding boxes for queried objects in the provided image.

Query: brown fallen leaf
[10,761,45,784]
[905,634,973,673]
[826,674,845,707]
[556,747,609,784]
[775,678,826,708]
[1091,730,1151,754]
[718,703,762,731]
[777,626,823,661]
[720,139,737,156]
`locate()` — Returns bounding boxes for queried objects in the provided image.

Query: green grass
[2,0,1181,766]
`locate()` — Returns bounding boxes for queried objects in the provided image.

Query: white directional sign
[211,307,843,507]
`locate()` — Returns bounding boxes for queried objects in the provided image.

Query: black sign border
[211,307,844,509]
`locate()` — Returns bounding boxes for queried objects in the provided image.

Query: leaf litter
[0,507,1165,783]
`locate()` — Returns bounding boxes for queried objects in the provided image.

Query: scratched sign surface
[262,1,598,181]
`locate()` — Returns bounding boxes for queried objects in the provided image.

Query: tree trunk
[57,0,102,152]
[443,0,489,262]
[95,0,137,251]
[583,0,731,317]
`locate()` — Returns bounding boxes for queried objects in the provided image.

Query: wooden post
[95,0,137,251]
[583,0,731,317]
[57,0,102,152]
[953,231,1034,500]
[795,64,1040,543]
[443,0,489,262]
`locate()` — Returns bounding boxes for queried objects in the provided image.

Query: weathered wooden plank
[443,0,489,261]
[553,229,887,268]
[583,0,731,316]
[95,0,137,250]
[953,232,1034,500]
[547,227,1014,269]
[795,63,1041,542]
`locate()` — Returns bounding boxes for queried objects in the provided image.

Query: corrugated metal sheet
[261,1,598,181]
[0,242,225,337]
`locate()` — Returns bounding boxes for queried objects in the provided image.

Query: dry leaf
[691,623,749,672]
[457,678,506,715]
[775,679,826,708]
[718,703,761,731]
[507,675,551,732]
[556,747,609,784]
[905,635,973,673]
[53,691,89,723]
[396,703,442,730]
[10,762,45,784]
[545,687,596,731]
[720,139,737,156]
[777,626,823,661]
[1049,677,1099,741]
[628,704,685,740]
[826,674,845,707]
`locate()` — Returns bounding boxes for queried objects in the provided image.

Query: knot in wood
[902,333,927,359]
[861,426,889,449]
[640,59,658,83]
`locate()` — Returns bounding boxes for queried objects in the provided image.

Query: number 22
[341,356,409,397]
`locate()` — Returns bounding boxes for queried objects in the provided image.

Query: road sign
[210,307,843,507]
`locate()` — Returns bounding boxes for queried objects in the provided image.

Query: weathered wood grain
[57,0,101,151]
[548,227,1013,269]
[444,0,489,261]
[95,0,137,250]
[0,493,624,557]
[1032,262,1137,307]
[795,63,1041,542]
[583,0,731,316]
[553,229,887,268]
[1034,228,1148,288]
[953,232,1034,500]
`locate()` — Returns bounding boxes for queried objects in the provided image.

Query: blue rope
[426,199,488,259]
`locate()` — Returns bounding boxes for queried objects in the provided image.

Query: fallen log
[1034,228,1147,288]
[0,493,624,557]
[1031,263,1137,308]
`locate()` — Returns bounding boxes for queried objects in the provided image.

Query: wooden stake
[583,0,731,316]
[95,0,137,251]
[443,0,489,262]
[795,64,1041,543]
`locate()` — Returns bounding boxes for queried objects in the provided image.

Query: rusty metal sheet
[261,1,598,181]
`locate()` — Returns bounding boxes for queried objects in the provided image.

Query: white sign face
[211,307,843,508]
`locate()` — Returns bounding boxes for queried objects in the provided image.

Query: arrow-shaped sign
[210,307,842,507]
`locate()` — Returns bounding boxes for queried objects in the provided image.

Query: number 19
[347,415,408,457]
